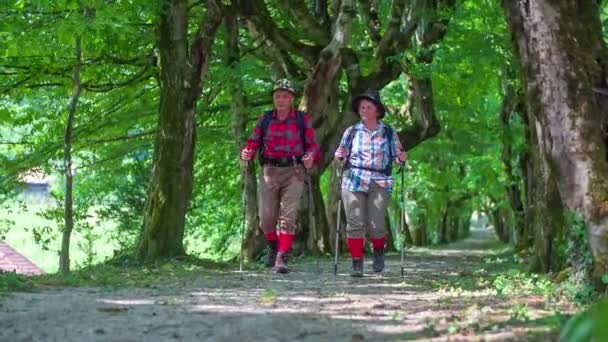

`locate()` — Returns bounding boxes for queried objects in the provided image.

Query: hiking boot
[373,248,384,273]
[265,241,278,268]
[273,251,289,274]
[351,258,364,277]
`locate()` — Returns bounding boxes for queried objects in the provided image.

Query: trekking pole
[334,161,344,276]
[239,160,249,272]
[307,173,320,273]
[399,164,406,277]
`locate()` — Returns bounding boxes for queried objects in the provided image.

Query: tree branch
[82,65,153,92]
[245,21,308,80]
[80,130,155,147]
[315,0,330,26]
[301,0,354,116]
[275,0,329,44]
[357,0,382,43]
[237,0,321,64]
[188,0,223,106]
[375,0,408,56]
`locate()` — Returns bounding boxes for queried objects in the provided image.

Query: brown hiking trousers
[259,165,306,235]
[342,181,390,239]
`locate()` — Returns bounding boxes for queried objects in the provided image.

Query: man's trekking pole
[399,164,406,277]
[334,161,344,276]
[307,173,320,273]
[239,160,249,272]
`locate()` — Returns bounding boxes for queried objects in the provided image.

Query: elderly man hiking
[240,79,320,274]
[335,90,407,277]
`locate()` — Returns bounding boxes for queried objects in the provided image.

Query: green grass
[1,201,119,273]
[0,270,35,295]
[1,256,228,292]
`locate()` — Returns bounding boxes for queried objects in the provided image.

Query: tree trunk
[236,0,457,255]
[384,212,396,252]
[59,36,82,275]
[518,102,564,271]
[499,70,525,244]
[412,212,428,246]
[295,1,354,254]
[138,0,222,262]
[502,0,608,284]
[402,216,414,246]
[491,207,509,244]
[326,162,348,254]
[438,203,449,244]
[294,174,330,255]
[225,11,265,262]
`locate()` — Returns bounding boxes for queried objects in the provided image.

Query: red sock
[278,233,294,253]
[266,232,278,242]
[347,238,364,259]
[371,237,386,251]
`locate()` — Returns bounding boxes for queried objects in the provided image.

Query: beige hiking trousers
[259,165,306,235]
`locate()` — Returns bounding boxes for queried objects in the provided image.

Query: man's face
[358,99,379,121]
[273,90,294,111]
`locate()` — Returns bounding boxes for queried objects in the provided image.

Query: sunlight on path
[0,228,570,341]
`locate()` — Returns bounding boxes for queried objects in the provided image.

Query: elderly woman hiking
[334,90,407,277]
[240,79,320,274]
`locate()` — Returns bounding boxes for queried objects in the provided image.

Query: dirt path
[0,229,571,341]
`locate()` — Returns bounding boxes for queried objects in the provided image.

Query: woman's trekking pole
[334,161,344,275]
[307,173,320,273]
[399,164,406,277]
[239,160,249,272]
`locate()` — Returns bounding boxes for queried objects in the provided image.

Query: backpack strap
[257,111,274,163]
[258,110,308,164]
[296,111,308,151]
[345,126,358,152]
[384,126,394,176]
[345,125,395,176]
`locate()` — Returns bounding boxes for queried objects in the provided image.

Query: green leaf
[560,301,608,342]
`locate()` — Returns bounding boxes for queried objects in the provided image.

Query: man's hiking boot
[373,248,384,273]
[265,241,278,268]
[273,251,289,274]
[351,258,364,277]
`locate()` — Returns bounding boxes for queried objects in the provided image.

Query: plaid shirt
[244,109,320,161]
[339,122,403,194]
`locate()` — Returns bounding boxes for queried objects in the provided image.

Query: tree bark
[518,98,566,272]
[59,35,82,275]
[138,0,222,262]
[225,11,265,262]
[491,207,509,244]
[502,0,608,284]
[412,211,428,246]
[438,203,449,244]
[237,0,458,255]
[326,162,347,254]
[499,71,525,244]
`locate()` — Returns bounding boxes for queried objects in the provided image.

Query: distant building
[17,168,54,203]
[0,242,44,275]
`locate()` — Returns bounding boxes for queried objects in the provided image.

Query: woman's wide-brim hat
[351,90,387,119]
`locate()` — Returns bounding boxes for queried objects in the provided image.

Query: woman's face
[273,90,294,112]
[358,99,379,122]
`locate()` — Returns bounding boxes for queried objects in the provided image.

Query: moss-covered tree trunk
[236,0,458,256]
[523,107,565,272]
[502,0,608,284]
[498,71,524,245]
[138,0,222,262]
[326,162,347,254]
[225,10,264,262]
